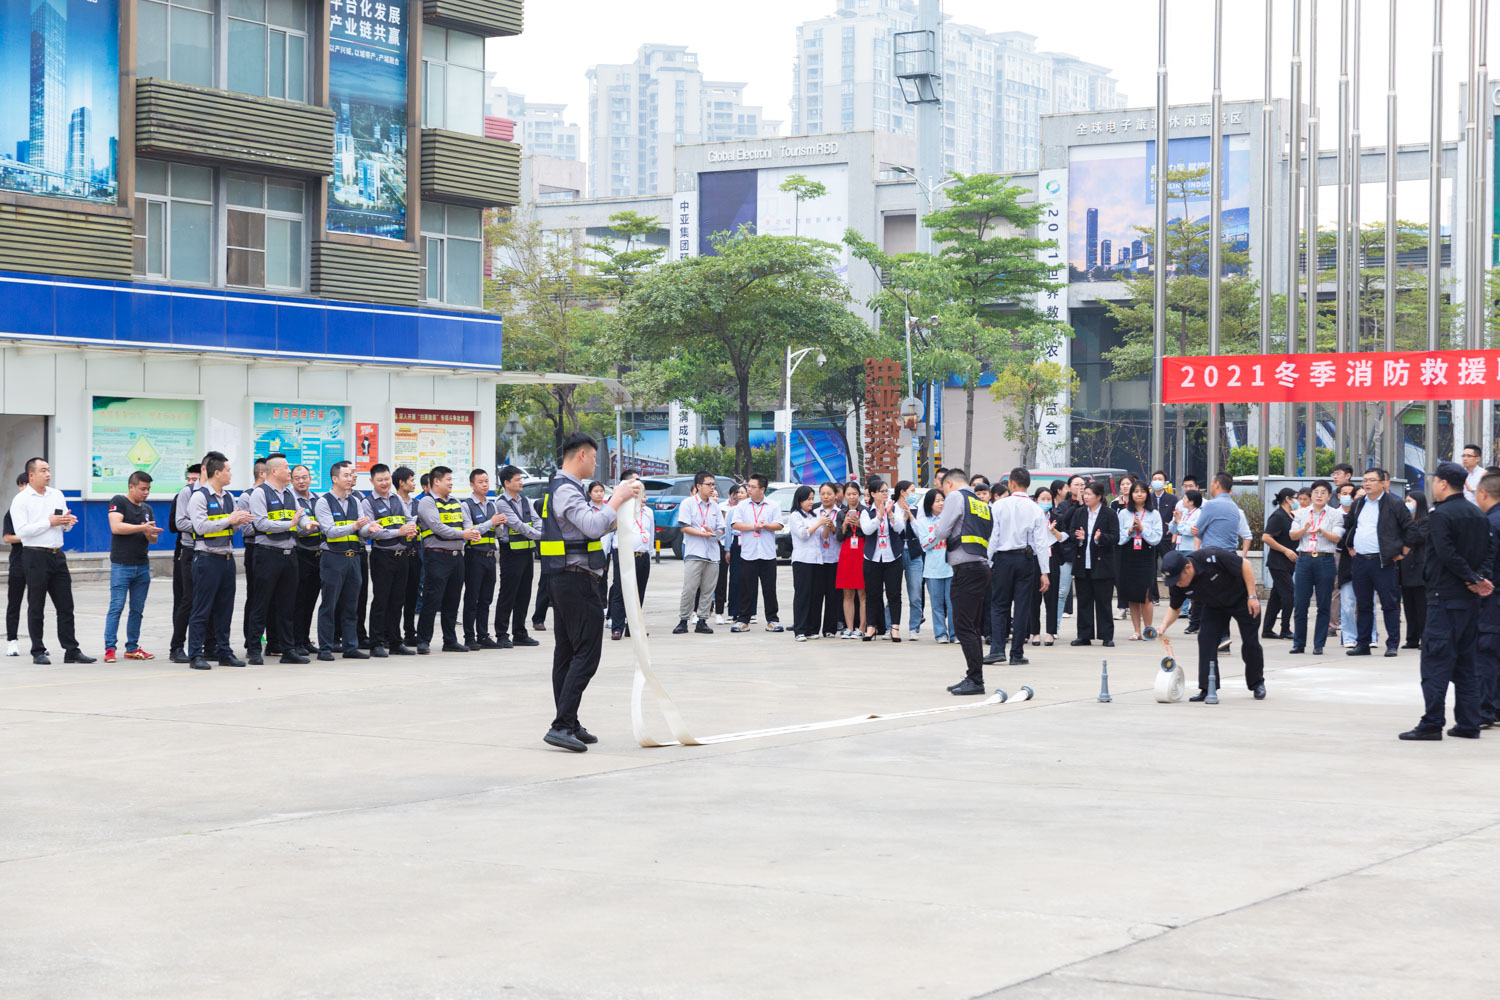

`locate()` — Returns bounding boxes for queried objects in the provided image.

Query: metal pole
[1208,0,1224,484]
[1462,0,1478,456]
[1383,0,1398,476]
[1480,0,1492,463]
[1286,0,1304,476]
[1351,0,1364,466]
[1152,0,1168,479]
[1258,0,1274,486]
[905,311,918,484]
[1335,0,1350,467]
[1427,0,1443,474]
[784,344,792,484]
[1307,0,1321,467]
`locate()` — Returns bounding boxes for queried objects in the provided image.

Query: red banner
[1163,349,1500,404]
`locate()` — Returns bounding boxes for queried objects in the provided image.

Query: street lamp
[784,345,826,484]
[891,166,959,256]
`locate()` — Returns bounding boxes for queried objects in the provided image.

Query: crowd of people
[7,437,1500,746]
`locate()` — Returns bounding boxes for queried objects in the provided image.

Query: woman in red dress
[834,481,867,638]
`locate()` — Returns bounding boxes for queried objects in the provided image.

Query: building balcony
[423,0,523,37]
[420,129,521,209]
[136,78,334,176]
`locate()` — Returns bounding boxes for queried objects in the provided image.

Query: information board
[90,397,200,496]
[251,402,347,490]
[393,409,475,486]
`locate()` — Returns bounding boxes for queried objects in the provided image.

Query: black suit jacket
[1339,491,1418,567]
[1070,504,1118,579]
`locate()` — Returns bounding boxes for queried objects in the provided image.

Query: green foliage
[1225,445,1333,477]
[988,330,1079,466]
[779,174,829,237]
[1232,491,1265,550]
[590,210,666,300]
[674,445,776,479]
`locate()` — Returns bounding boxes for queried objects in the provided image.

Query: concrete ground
[0,558,1491,1000]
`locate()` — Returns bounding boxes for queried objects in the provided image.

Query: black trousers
[23,547,78,656]
[245,545,297,655]
[404,549,423,645]
[1262,562,1294,636]
[1351,555,1401,651]
[951,561,990,683]
[171,542,195,653]
[736,557,779,624]
[1029,557,1061,636]
[1198,600,1265,692]
[461,547,498,642]
[241,542,259,647]
[1478,627,1500,723]
[1074,568,1114,642]
[607,549,651,631]
[818,562,842,633]
[495,548,536,641]
[532,566,554,626]
[7,555,25,640]
[863,558,903,633]
[334,548,370,647]
[292,547,321,650]
[369,546,414,649]
[418,549,465,646]
[988,549,1038,658]
[317,551,363,655]
[550,569,606,731]
[1420,597,1482,732]
[1402,586,1426,646]
[187,551,235,660]
[792,561,820,636]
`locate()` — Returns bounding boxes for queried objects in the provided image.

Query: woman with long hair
[1112,474,1136,619]
[917,488,954,643]
[895,480,926,639]
[834,480,867,638]
[860,479,906,640]
[788,485,835,641]
[816,482,844,637]
[1116,480,1162,641]
[1399,490,1430,648]
[1027,486,1065,646]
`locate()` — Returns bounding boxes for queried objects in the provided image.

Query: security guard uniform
[366,488,415,655]
[416,492,472,651]
[494,490,542,646]
[170,480,208,660]
[461,493,501,648]
[245,481,308,664]
[292,490,323,654]
[315,490,368,658]
[1478,499,1500,725]
[540,471,615,740]
[237,488,259,650]
[946,487,993,687]
[186,485,242,669]
[399,492,423,648]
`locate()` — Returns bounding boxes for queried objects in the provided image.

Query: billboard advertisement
[0,0,120,204]
[1068,135,1250,282]
[328,0,408,239]
[698,164,849,275]
[251,403,347,490]
[90,397,199,497]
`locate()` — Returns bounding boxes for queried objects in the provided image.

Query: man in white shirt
[984,467,1051,667]
[673,471,723,635]
[731,473,785,632]
[1463,443,1484,503]
[10,457,94,665]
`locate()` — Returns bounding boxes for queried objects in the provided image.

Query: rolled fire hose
[1154,656,1186,703]
[615,497,1031,748]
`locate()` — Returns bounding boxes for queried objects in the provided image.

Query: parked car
[647,475,740,557]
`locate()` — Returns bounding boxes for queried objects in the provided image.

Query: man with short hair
[1259,487,1298,640]
[1193,473,1246,555]
[10,458,93,666]
[1159,547,1267,701]
[290,465,323,656]
[168,463,203,662]
[931,469,993,695]
[730,473,785,632]
[493,465,542,648]
[185,453,253,670]
[461,468,505,649]
[1340,467,1417,657]
[1400,462,1495,740]
[315,460,373,661]
[673,471,723,635]
[1330,464,1355,493]
[1462,443,1484,502]
[366,463,420,656]
[1473,473,1500,727]
[608,470,655,640]
[5,472,28,657]
[104,471,161,663]
[416,465,480,653]
[244,456,311,665]
[238,456,268,652]
[984,467,1051,667]
[396,466,425,650]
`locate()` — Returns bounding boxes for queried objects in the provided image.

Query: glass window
[138,0,214,88]
[225,0,309,101]
[420,204,483,308]
[223,172,305,291]
[135,160,213,285]
[421,28,485,135]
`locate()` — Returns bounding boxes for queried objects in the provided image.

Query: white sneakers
[5,639,15,657]
[714,614,725,625]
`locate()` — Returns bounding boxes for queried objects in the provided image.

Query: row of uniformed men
[167,454,546,670]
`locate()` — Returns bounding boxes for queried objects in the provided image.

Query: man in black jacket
[1399,462,1495,740]
[1340,467,1417,656]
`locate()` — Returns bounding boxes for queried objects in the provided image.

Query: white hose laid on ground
[1154,656,1186,703]
[615,497,1031,748]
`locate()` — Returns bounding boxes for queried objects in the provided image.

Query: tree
[779,173,828,237]
[621,229,863,477]
[988,323,1081,466]
[590,210,666,300]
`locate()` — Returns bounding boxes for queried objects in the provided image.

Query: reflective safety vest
[538,475,605,572]
[498,494,535,550]
[258,483,298,531]
[367,492,408,550]
[294,494,323,549]
[951,488,992,557]
[420,495,466,539]
[321,492,363,552]
[197,487,235,549]
[463,497,498,547]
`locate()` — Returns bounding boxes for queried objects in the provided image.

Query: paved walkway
[0,561,1489,999]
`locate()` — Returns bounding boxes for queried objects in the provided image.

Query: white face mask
[1151,480,1165,491]
[1406,500,1417,512]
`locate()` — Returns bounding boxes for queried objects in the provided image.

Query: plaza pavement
[0,559,1493,999]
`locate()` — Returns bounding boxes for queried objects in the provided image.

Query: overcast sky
[490,0,1497,153]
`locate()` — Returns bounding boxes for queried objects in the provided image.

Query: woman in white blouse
[1116,480,1163,641]
[859,479,907,641]
[788,485,836,641]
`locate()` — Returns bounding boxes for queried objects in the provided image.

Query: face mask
[1151,480,1165,491]
[1406,500,1417,512]
[1039,502,1053,512]
[1339,495,1352,507]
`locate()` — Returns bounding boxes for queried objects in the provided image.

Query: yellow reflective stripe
[419,528,434,539]
[267,509,296,521]
[439,513,463,524]
[960,535,989,545]
[202,514,232,539]
[505,540,534,550]
[377,515,406,527]
[332,520,356,528]
[467,537,497,546]
[539,540,565,556]
[587,541,602,551]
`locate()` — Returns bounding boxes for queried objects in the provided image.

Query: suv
[647,475,739,557]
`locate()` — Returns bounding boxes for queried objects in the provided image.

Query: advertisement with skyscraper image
[328,0,407,239]
[0,0,119,204]
[1068,134,1251,282]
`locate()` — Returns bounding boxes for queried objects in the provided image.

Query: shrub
[674,445,777,479]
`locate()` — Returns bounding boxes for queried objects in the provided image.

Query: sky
[489,0,1500,153]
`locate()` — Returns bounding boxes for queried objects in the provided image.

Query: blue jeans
[925,576,954,639]
[1340,579,1376,646]
[904,554,925,632]
[1055,560,1073,615]
[105,562,151,652]
[1293,554,1336,649]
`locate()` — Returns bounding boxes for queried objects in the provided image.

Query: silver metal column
[1286,0,1304,476]
[1426,0,1443,472]
[1335,0,1350,465]
[1383,0,1398,475]
[1152,0,1168,478]
[1207,0,1225,483]
[1351,0,1364,466]
[1258,0,1274,486]
[1307,0,1321,465]
[1480,0,1492,463]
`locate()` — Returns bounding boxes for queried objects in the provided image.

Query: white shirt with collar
[732,497,780,561]
[1353,494,1383,555]
[859,502,906,563]
[1084,505,1102,570]
[1466,466,1483,503]
[10,484,71,549]
[1292,505,1344,554]
[987,493,1052,572]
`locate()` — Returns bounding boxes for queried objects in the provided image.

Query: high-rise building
[1085,208,1098,271]
[1131,238,1144,260]
[68,106,90,186]
[29,0,67,183]
[586,44,780,197]
[486,81,582,162]
[791,0,1124,174]
[1099,239,1111,271]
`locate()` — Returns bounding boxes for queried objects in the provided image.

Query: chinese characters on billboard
[393,408,474,489]
[251,403,347,490]
[0,0,120,204]
[90,397,199,496]
[328,0,408,239]
[1164,350,1500,404]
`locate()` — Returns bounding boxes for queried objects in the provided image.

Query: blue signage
[328,0,408,240]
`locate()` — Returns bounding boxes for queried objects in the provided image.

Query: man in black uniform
[290,464,323,656]
[1399,461,1495,740]
[1159,547,1267,701]
[1473,472,1500,726]
[460,468,505,649]
[1260,488,1297,639]
[494,464,542,648]
[539,433,643,751]
[168,462,202,662]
